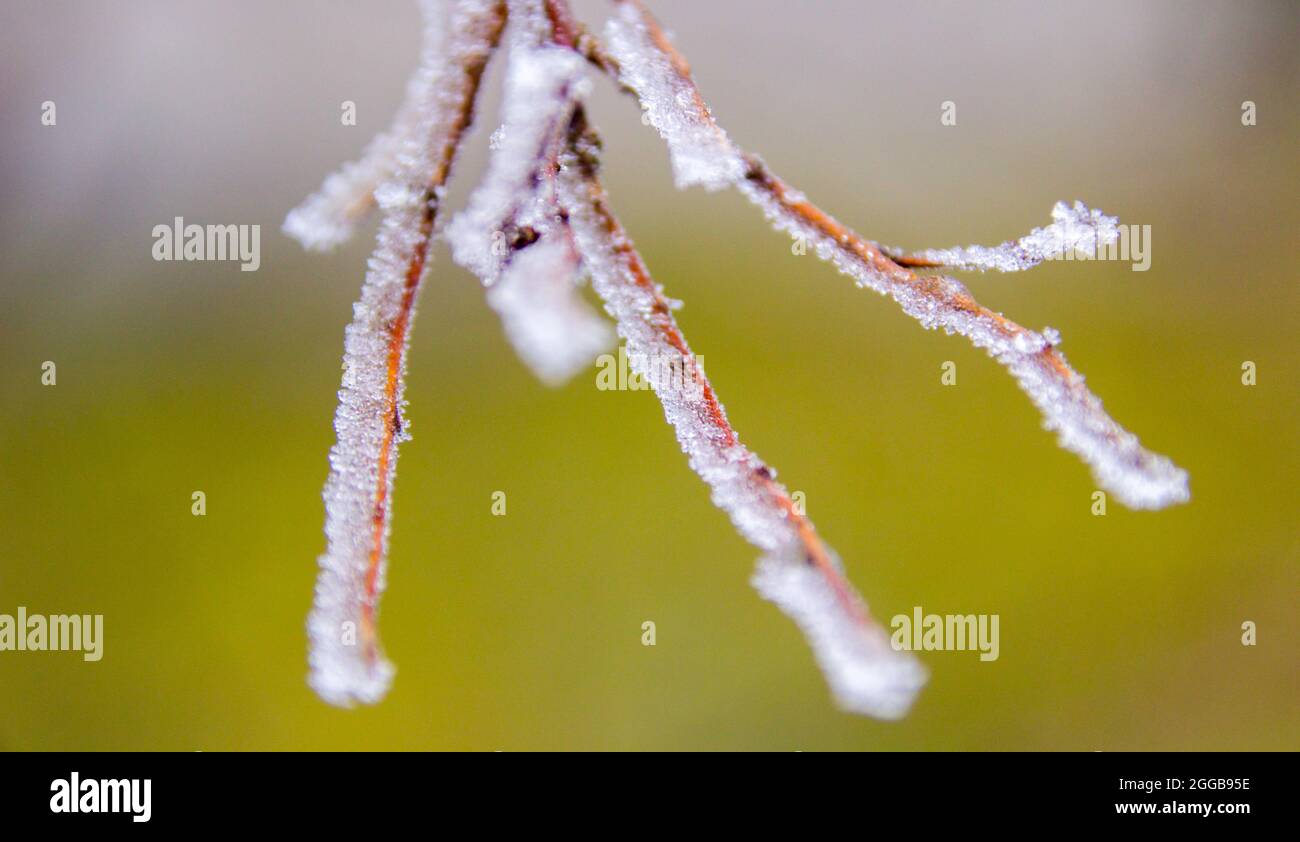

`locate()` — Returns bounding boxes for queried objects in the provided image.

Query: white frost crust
[446,41,585,281]
[308,0,501,707]
[556,132,924,719]
[736,179,1190,510]
[283,118,410,252]
[284,0,454,251]
[904,201,1122,272]
[604,0,1187,511]
[487,238,613,385]
[604,3,745,190]
[752,556,926,719]
[447,29,612,384]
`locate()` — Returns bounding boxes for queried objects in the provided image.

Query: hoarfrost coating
[604,2,745,190]
[555,117,925,717]
[302,0,506,707]
[605,0,1189,511]
[288,0,1190,717]
[282,1,454,251]
[446,35,611,383]
[899,201,1123,272]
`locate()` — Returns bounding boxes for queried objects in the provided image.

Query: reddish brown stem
[360,2,508,645]
[563,109,869,626]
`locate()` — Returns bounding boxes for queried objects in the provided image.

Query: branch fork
[286,0,1189,716]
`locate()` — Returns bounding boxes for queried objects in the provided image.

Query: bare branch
[886,201,1123,272]
[299,0,506,707]
[446,8,612,384]
[555,107,926,718]
[596,0,1190,510]
[282,0,461,251]
[291,0,1193,716]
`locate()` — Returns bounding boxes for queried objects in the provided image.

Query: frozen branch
[298,0,506,707]
[888,201,1122,272]
[596,0,1189,510]
[282,1,454,252]
[555,107,925,717]
[601,1,744,189]
[283,106,412,251]
[290,0,1193,717]
[447,11,612,384]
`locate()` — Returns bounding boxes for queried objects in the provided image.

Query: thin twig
[445,20,612,384]
[306,0,507,706]
[555,104,924,717]
[292,0,1190,715]
[582,0,1189,510]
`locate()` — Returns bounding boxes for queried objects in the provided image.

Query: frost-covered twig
[290,0,1191,716]
[283,102,413,251]
[446,11,612,384]
[735,165,1189,510]
[282,7,458,253]
[886,201,1122,272]
[301,0,506,707]
[593,0,1189,511]
[556,106,925,717]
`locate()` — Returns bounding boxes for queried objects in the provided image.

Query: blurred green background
[1,0,1296,750]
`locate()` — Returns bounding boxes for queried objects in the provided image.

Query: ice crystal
[751,556,925,719]
[486,237,612,384]
[604,2,744,190]
[282,2,452,251]
[556,118,925,717]
[902,201,1122,272]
